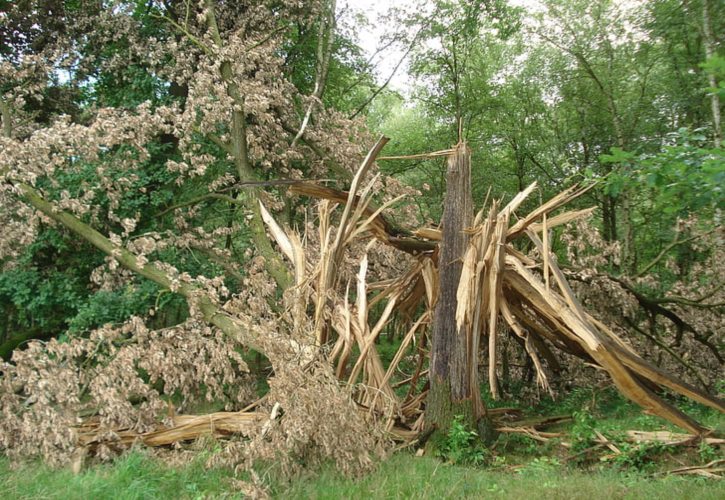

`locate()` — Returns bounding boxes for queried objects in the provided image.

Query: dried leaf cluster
[0,318,253,466]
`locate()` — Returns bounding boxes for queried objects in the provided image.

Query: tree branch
[567,269,723,364]
[13,182,294,357]
[199,0,291,290]
[637,228,718,277]
[291,0,337,147]
[625,319,710,390]
[156,193,244,218]
[150,13,213,55]
[349,24,425,120]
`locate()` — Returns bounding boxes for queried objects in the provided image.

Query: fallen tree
[1,138,723,473]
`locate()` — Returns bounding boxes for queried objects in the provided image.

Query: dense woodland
[0,0,723,488]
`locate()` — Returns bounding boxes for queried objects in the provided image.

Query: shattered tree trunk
[426,143,494,441]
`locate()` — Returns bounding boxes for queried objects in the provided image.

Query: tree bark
[0,98,12,138]
[426,143,493,444]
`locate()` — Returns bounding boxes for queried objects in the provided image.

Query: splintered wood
[77,138,724,454]
[75,412,264,451]
[263,139,723,436]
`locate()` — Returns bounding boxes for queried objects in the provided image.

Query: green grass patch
[276,453,725,499]
[0,451,238,500]
[2,451,723,499]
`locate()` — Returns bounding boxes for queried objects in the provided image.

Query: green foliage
[437,415,488,465]
[496,430,542,456]
[597,127,723,283]
[602,130,725,215]
[0,228,98,339]
[66,281,184,334]
[537,386,594,414]
[698,441,720,463]
[609,441,668,472]
[94,64,172,109]
[570,409,598,455]
[0,222,190,351]
[0,264,83,329]
[701,55,725,99]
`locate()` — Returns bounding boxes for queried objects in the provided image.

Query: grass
[277,453,725,499]
[0,451,237,500]
[1,451,723,500]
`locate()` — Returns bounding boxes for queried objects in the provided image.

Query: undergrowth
[436,415,489,465]
[1,383,722,497]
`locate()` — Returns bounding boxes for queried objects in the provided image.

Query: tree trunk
[702,0,722,146]
[204,0,292,291]
[426,143,493,443]
[601,195,617,243]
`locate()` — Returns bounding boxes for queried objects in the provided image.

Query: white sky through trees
[340,0,415,93]
[342,0,547,94]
